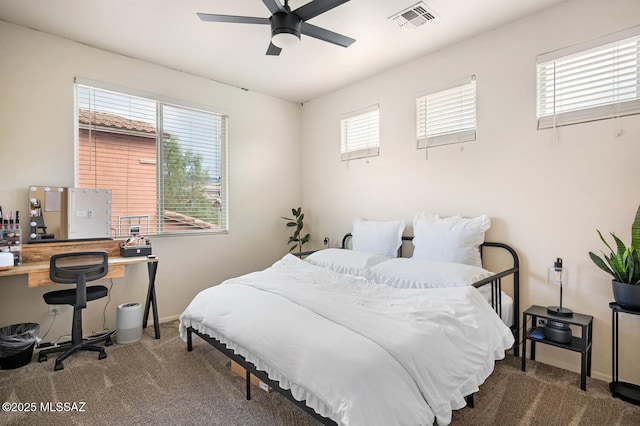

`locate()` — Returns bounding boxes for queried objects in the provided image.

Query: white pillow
[305,248,390,276]
[351,218,406,257]
[412,213,490,267]
[366,257,493,289]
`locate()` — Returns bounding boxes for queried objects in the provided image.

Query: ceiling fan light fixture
[271,29,301,49]
[198,0,355,56]
[270,11,302,49]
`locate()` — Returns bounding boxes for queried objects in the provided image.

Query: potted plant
[589,205,640,309]
[282,207,310,254]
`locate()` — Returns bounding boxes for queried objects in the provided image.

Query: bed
[179,216,520,426]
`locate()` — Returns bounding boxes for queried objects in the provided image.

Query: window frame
[74,78,229,237]
[536,26,640,129]
[416,75,477,149]
[340,104,380,161]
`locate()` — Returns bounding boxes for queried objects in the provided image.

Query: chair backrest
[50,251,109,309]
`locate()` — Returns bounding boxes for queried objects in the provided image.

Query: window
[340,105,380,160]
[416,76,476,148]
[537,27,640,129]
[75,81,227,237]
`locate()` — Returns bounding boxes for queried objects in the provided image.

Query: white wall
[301,0,640,382]
[0,21,301,343]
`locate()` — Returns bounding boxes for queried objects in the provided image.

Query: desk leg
[142,261,160,339]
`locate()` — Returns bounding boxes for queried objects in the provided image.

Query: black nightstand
[610,302,640,405]
[521,305,593,391]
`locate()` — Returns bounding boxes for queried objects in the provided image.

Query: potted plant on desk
[589,205,640,310]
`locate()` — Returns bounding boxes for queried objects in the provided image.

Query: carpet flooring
[1,320,639,425]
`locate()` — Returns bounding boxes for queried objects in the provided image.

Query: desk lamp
[545,258,572,344]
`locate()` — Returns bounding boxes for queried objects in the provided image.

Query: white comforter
[179,254,514,426]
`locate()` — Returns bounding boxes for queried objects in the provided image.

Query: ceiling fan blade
[266,42,282,56]
[301,22,355,47]
[197,13,270,25]
[262,0,285,15]
[293,0,350,21]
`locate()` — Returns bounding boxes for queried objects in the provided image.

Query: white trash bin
[116,303,143,344]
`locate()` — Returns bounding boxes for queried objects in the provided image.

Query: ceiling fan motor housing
[271,12,302,40]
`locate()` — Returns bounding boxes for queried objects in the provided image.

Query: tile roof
[164,210,219,230]
[78,108,157,134]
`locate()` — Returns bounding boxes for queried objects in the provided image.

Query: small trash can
[0,322,40,370]
[116,303,142,344]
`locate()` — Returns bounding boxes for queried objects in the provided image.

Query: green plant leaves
[589,251,615,276]
[632,205,640,249]
[590,205,640,285]
[283,207,309,253]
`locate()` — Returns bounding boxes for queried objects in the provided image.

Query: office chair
[38,251,113,371]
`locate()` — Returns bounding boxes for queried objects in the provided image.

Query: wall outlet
[49,305,61,316]
[323,237,330,248]
[536,318,547,327]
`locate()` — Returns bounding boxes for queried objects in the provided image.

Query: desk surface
[0,239,157,287]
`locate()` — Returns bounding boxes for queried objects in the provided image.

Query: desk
[0,239,161,339]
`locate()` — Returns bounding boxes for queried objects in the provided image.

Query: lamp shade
[548,257,567,286]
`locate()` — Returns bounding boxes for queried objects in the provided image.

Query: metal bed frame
[185,235,520,425]
[340,234,521,355]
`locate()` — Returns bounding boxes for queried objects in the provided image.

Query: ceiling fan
[197,0,356,56]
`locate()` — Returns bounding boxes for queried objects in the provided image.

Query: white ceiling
[0,0,565,103]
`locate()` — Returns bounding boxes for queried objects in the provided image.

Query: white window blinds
[340,104,380,161]
[416,76,476,148]
[537,27,640,129]
[75,82,227,237]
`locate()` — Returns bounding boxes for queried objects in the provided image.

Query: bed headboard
[341,233,414,255]
[340,234,519,268]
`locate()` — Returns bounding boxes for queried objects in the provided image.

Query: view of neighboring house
[77,109,221,236]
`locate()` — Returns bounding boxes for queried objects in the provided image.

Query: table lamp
[545,257,572,344]
[546,258,572,316]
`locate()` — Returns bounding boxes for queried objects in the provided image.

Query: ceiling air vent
[389,2,439,31]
